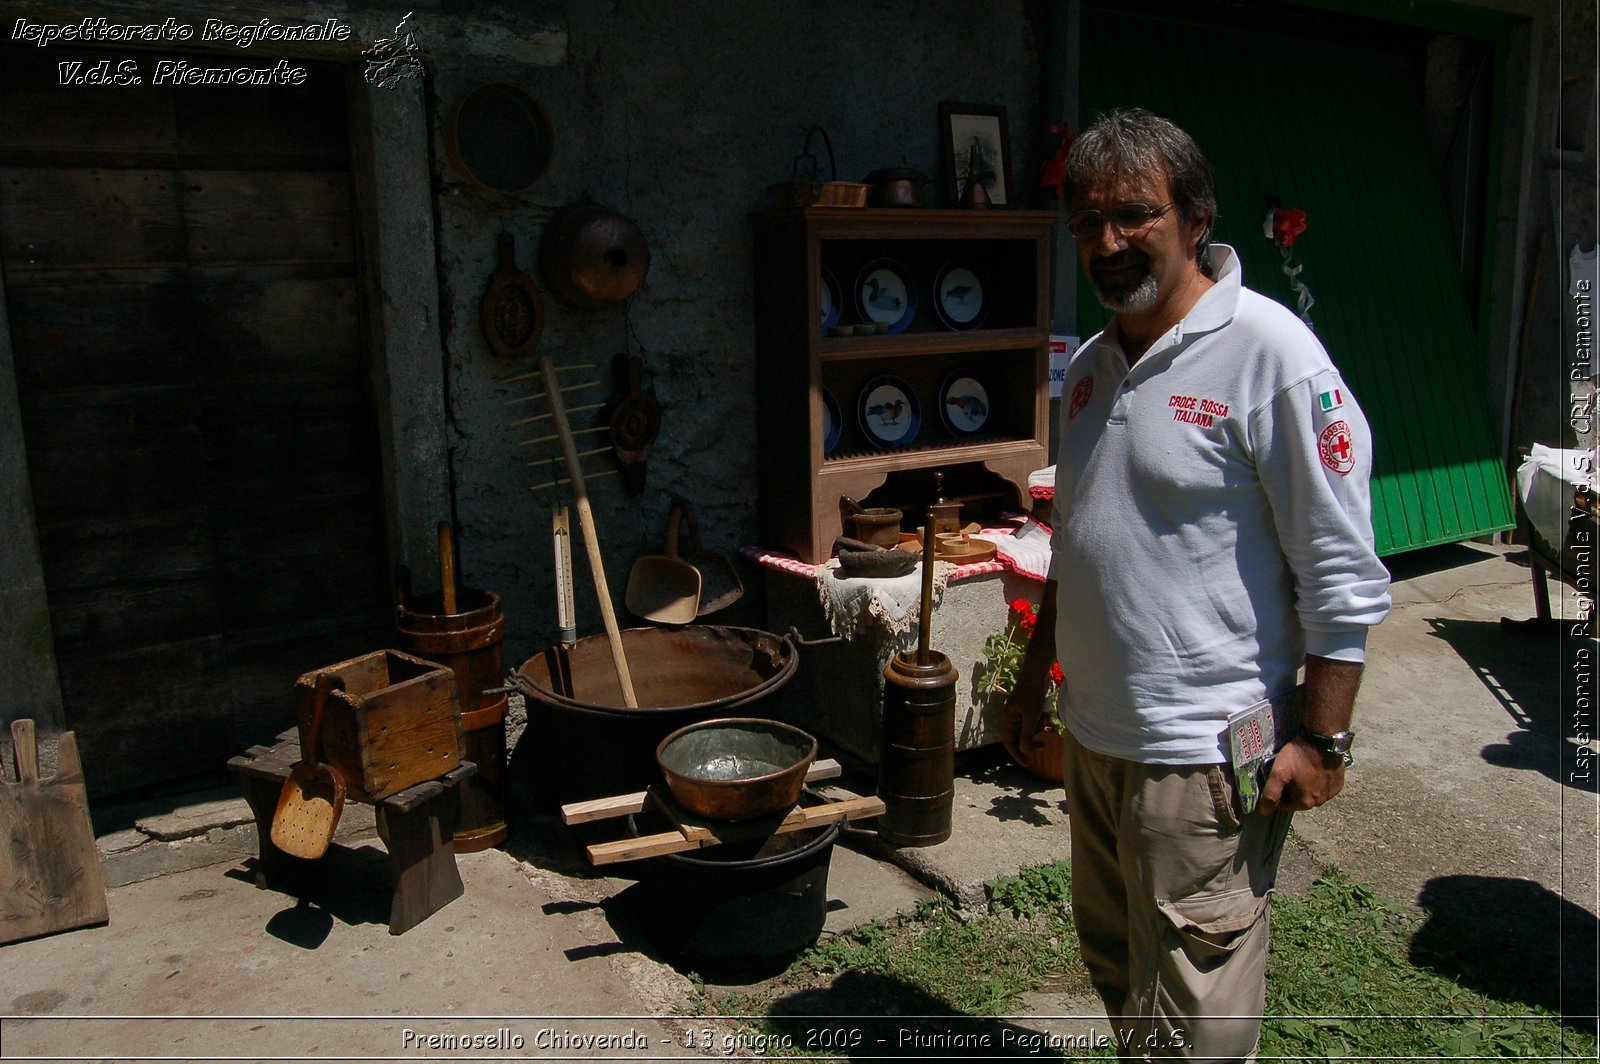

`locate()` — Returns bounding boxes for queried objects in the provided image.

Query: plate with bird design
[933,261,988,330]
[854,259,917,334]
[820,266,842,337]
[938,371,991,437]
[857,375,920,449]
[822,387,843,455]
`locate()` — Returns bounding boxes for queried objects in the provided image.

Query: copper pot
[538,202,651,309]
[656,717,817,821]
[864,167,928,208]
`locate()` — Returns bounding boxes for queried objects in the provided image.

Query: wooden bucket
[397,588,508,851]
[877,651,956,847]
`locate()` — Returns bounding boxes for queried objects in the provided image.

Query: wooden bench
[227,730,475,935]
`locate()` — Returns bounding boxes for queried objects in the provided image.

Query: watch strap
[1298,725,1355,767]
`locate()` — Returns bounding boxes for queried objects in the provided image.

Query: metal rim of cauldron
[655,717,817,821]
[512,625,798,716]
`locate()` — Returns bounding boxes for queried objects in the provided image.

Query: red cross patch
[1319,420,1355,475]
[1068,376,1094,420]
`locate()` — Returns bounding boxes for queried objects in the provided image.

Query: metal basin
[656,718,816,821]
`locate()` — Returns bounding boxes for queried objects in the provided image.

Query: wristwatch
[1298,726,1355,768]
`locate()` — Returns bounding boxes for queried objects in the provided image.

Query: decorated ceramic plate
[857,375,920,449]
[820,266,842,336]
[938,371,992,436]
[821,388,843,456]
[933,262,988,330]
[854,259,917,334]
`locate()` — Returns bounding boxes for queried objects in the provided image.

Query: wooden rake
[503,356,639,707]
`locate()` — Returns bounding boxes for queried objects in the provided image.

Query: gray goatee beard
[1091,271,1159,314]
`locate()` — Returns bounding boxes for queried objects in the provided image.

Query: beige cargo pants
[1062,727,1292,1062]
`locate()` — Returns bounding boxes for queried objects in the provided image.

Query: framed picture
[940,102,1013,207]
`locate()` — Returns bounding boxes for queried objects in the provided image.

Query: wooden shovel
[270,673,346,859]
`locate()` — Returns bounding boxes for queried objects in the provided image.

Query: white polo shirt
[1051,245,1392,763]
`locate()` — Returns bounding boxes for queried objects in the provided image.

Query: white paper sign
[1048,335,1079,398]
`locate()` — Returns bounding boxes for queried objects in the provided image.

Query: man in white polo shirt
[1007,109,1391,1060]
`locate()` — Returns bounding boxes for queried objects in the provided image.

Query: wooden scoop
[270,673,346,860]
[624,504,701,625]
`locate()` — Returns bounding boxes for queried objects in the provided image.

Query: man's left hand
[1257,736,1344,814]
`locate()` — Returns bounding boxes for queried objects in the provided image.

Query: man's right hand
[1001,689,1049,761]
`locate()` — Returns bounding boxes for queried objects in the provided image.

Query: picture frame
[939,102,1013,207]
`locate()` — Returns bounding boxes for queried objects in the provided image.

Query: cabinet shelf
[817,328,1043,362]
[753,208,1057,563]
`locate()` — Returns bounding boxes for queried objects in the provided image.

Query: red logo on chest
[1068,377,1094,419]
[1319,420,1355,475]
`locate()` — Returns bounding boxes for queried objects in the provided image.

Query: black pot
[864,167,927,208]
[624,812,839,963]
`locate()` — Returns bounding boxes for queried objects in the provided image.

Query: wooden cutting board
[1,719,109,945]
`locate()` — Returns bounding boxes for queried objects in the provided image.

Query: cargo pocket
[1205,764,1242,833]
[1156,887,1268,973]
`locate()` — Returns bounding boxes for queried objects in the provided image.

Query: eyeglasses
[1065,202,1174,241]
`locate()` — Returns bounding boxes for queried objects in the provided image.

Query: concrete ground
[0,541,1594,1058]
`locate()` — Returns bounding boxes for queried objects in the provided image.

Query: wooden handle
[666,504,684,561]
[302,674,340,770]
[9,718,38,784]
[539,356,638,707]
[918,517,936,664]
[438,521,457,614]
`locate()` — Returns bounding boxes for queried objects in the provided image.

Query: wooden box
[295,649,463,802]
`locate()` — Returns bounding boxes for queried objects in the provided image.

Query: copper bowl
[656,717,817,821]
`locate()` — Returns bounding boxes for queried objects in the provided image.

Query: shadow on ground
[767,970,1087,1060]
[1411,874,1600,1033]
[223,844,394,939]
[1424,617,1596,791]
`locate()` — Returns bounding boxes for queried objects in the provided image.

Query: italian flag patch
[1317,388,1343,412]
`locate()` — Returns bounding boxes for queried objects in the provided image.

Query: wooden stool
[228,730,476,935]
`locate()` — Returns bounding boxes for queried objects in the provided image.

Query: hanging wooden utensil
[270,673,346,860]
[607,353,661,493]
[624,503,701,625]
[680,499,744,616]
[480,231,545,359]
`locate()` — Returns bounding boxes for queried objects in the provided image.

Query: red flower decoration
[1038,120,1076,200]
[1049,662,1065,687]
[1271,207,1308,248]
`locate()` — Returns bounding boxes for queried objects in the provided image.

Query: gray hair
[1064,108,1218,277]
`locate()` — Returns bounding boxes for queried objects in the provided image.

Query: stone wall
[422,0,1041,665]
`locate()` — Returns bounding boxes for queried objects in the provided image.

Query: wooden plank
[182,170,355,265]
[192,275,360,379]
[56,636,236,798]
[0,48,176,158]
[561,759,844,824]
[0,168,186,268]
[173,72,348,167]
[4,279,198,391]
[586,796,884,866]
[0,721,110,945]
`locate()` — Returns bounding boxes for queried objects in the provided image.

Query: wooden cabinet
[752,208,1056,563]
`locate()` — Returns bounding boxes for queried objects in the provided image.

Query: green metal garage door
[1078,5,1514,555]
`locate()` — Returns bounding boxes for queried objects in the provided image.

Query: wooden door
[0,47,392,799]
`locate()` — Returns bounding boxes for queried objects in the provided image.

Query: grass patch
[688,862,1595,1062]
